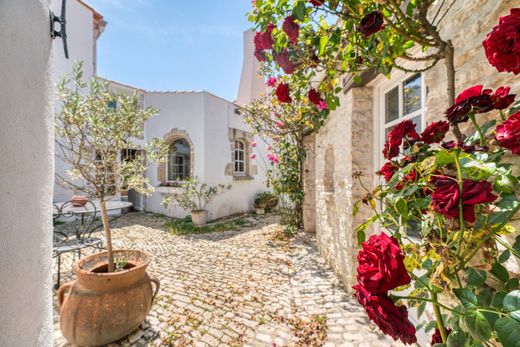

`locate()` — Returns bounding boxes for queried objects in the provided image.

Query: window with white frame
[380,73,424,159]
[167,139,190,181]
[234,140,245,175]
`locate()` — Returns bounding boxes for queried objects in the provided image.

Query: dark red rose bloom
[359,11,385,37]
[357,233,411,294]
[492,86,516,109]
[282,16,299,45]
[353,285,417,345]
[383,120,420,159]
[431,328,452,345]
[274,50,297,74]
[495,111,520,154]
[445,85,493,124]
[483,8,520,75]
[254,50,267,62]
[377,162,398,182]
[308,0,324,6]
[308,88,328,111]
[421,121,450,144]
[431,176,497,223]
[276,82,292,103]
[254,23,275,51]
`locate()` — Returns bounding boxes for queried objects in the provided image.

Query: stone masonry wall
[304,0,520,292]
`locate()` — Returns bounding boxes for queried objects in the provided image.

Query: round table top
[53,200,133,215]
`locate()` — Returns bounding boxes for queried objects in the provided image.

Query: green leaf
[436,150,456,165]
[353,200,361,217]
[507,279,520,292]
[293,1,306,21]
[492,292,506,308]
[446,330,466,347]
[466,268,487,287]
[494,316,520,347]
[454,288,478,309]
[491,262,510,283]
[462,310,492,341]
[319,35,329,56]
[417,301,426,318]
[494,174,519,194]
[504,290,520,312]
[499,249,511,263]
[356,228,366,246]
[395,198,409,217]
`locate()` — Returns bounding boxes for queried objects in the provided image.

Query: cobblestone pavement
[53,212,405,347]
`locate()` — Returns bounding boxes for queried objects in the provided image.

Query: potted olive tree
[55,62,167,346]
[162,177,231,225]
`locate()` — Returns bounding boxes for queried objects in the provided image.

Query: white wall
[52,0,96,202]
[236,29,266,106]
[0,0,54,345]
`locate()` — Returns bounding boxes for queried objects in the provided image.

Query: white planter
[255,207,265,215]
[191,210,208,226]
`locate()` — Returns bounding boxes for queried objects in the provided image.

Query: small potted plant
[162,177,231,226]
[254,191,278,214]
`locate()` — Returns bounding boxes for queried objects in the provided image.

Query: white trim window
[167,139,190,181]
[234,140,245,175]
[379,73,425,162]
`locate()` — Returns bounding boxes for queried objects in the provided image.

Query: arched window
[167,139,190,181]
[234,140,245,174]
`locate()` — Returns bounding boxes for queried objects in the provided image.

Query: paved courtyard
[53,212,404,347]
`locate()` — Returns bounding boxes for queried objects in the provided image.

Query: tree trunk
[99,199,115,272]
[445,40,464,142]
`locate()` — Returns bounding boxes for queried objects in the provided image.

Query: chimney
[236,29,266,106]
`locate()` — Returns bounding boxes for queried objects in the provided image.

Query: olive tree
[55,62,167,272]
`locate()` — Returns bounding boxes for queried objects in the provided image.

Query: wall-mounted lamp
[50,0,69,59]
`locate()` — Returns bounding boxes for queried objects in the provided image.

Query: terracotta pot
[58,250,159,346]
[191,209,208,226]
[71,195,88,207]
[255,207,265,215]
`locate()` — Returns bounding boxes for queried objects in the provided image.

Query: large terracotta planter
[191,209,208,226]
[58,250,159,346]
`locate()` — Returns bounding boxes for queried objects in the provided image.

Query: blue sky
[88,0,253,101]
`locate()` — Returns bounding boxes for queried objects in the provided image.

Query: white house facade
[52,0,269,221]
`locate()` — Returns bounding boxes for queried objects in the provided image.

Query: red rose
[483,8,520,75]
[254,50,267,62]
[445,85,493,124]
[383,120,420,159]
[431,176,497,223]
[431,328,452,345]
[353,285,417,345]
[359,11,385,37]
[377,162,398,182]
[276,82,292,103]
[357,233,411,293]
[254,24,275,51]
[492,86,516,109]
[274,50,297,74]
[308,88,328,111]
[282,16,299,45]
[266,77,277,87]
[308,0,324,6]
[421,121,450,144]
[495,111,520,154]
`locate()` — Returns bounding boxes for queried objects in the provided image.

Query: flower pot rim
[191,209,207,213]
[75,249,151,277]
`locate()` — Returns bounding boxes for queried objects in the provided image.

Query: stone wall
[302,134,316,233]
[303,0,520,291]
[307,86,374,289]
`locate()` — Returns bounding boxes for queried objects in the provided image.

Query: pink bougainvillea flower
[250,154,257,159]
[308,0,324,6]
[359,11,385,37]
[352,285,417,345]
[445,85,494,124]
[275,121,285,128]
[274,50,296,74]
[266,145,272,150]
[266,77,277,87]
[382,120,420,159]
[267,152,279,165]
[308,88,328,111]
[492,86,516,109]
[276,82,292,103]
[282,16,299,44]
[495,111,520,154]
[420,121,450,144]
[483,8,520,74]
[251,141,257,147]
